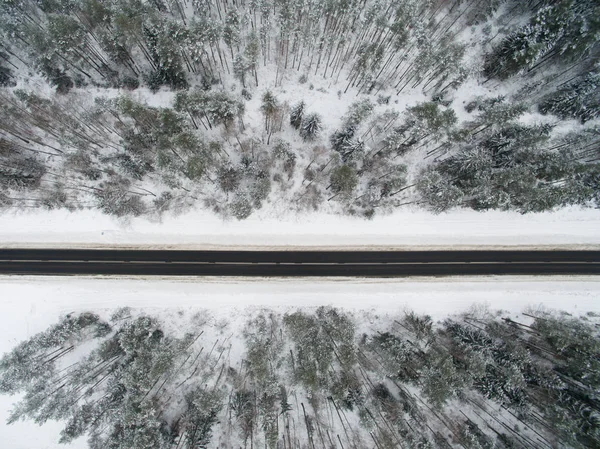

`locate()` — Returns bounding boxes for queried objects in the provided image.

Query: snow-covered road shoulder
[0,206,599,249]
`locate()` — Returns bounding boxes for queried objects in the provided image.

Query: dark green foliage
[223,10,240,55]
[344,99,374,128]
[261,91,278,117]
[95,179,147,217]
[186,155,207,180]
[384,102,457,155]
[0,312,110,394]
[403,312,433,341]
[483,0,600,80]
[144,25,188,91]
[243,313,283,383]
[0,156,46,190]
[474,98,527,127]
[183,388,222,448]
[272,139,296,179]
[299,113,322,141]
[370,332,415,380]
[417,168,464,212]
[480,124,553,168]
[539,72,600,123]
[175,90,243,131]
[2,306,600,448]
[120,76,140,90]
[218,165,241,193]
[40,62,74,94]
[112,153,154,180]
[533,313,600,387]
[330,124,361,161]
[458,420,494,449]
[0,59,15,87]
[329,164,358,195]
[289,101,305,129]
[284,307,355,390]
[233,55,248,88]
[418,117,600,213]
[444,321,531,410]
[261,90,280,135]
[421,352,464,409]
[0,311,209,448]
[407,102,457,135]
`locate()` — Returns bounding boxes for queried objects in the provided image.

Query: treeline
[0,0,599,218]
[1,88,598,218]
[1,306,599,448]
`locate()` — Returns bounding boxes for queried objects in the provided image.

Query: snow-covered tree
[417,168,464,212]
[329,164,358,197]
[540,71,600,123]
[289,100,305,129]
[299,112,322,142]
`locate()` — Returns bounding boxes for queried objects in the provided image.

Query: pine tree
[330,124,356,153]
[329,165,358,196]
[95,178,147,217]
[218,165,241,193]
[245,31,260,86]
[230,193,253,219]
[289,101,305,129]
[539,72,600,123]
[261,90,279,134]
[417,168,464,212]
[233,54,248,88]
[299,113,322,142]
[344,99,374,128]
[223,10,241,59]
[483,1,600,80]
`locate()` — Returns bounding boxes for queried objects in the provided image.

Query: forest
[1,305,599,448]
[0,0,599,219]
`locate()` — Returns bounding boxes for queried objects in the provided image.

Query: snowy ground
[1,276,600,448]
[1,206,599,249]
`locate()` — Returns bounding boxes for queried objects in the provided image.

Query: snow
[0,206,599,249]
[1,276,600,448]
[1,4,599,446]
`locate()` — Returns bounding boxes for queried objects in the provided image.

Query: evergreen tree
[330,124,356,154]
[289,101,305,129]
[95,178,147,217]
[233,54,248,88]
[539,71,600,123]
[261,90,279,134]
[483,0,600,80]
[330,165,358,196]
[223,10,241,59]
[0,58,15,87]
[417,168,464,212]
[344,99,374,128]
[299,113,322,142]
[218,165,241,193]
[245,31,260,86]
[230,193,253,219]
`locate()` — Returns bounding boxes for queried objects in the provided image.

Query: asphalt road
[0,249,599,277]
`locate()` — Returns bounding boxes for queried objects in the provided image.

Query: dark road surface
[0,249,599,277]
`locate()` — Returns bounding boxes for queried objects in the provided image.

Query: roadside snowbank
[0,206,599,249]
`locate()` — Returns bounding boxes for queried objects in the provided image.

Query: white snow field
[0,205,599,249]
[1,276,600,448]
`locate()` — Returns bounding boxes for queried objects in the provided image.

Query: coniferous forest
[0,0,599,219]
[1,306,599,448]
